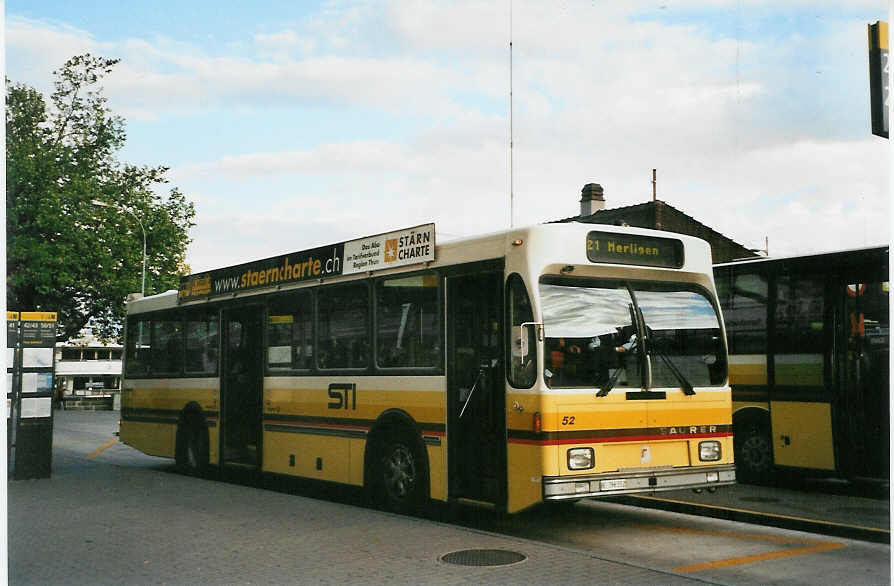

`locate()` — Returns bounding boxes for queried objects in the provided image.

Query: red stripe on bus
[508,431,733,446]
[265,420,371,433]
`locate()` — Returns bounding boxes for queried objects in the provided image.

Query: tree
[7,54,196,342]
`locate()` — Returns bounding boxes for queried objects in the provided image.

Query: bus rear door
[221,306,264,469]
[769,270,836,472]
[836,269,890,479]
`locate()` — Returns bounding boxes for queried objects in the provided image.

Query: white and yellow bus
[715,246,889,483]
[120,222,735,513]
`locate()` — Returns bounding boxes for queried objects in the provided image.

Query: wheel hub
[384,445,416,499]
[740,434,770,471]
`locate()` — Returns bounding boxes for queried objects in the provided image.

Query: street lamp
[91,200,147,297]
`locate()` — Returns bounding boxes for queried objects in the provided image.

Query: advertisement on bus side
[178,223,435,302]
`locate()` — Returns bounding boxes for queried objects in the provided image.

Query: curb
[609,495,890,544]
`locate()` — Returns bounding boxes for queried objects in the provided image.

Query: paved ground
[8,410,710,585]
[10,464,720,585]
[7,410,890,585]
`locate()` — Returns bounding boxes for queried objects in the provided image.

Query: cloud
[175,140,410,180]
[6,17,100,93]
[7,17,465,119]
[254,30,317,60]
[255,30,300,48]
[6,2,888,275]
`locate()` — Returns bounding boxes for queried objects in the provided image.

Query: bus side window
[151,317,183,375]
[267,292,312,371]
[376,273,440,369]
[728,269,768,356]
[185,310,219,375]
[775,273,825,389]
[507,274,536,388]
[318,283,369,370]
[126,318,151,376]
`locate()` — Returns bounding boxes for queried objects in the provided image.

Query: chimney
[580,183,605,216]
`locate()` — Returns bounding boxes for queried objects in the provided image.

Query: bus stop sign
[7,311,57,480]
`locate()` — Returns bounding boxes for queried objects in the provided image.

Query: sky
[6,0,891,273]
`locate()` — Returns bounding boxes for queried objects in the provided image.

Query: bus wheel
[176,422,208,477]
[734,423,772,483]
[375,435,427,513]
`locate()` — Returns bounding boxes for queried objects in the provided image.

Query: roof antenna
[509,0,515,228]
[652,168,657,201]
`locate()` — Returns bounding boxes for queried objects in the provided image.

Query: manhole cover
[739,496,780,503]
[440,549,527,567]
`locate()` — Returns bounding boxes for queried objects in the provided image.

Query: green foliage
[7,54,196,342]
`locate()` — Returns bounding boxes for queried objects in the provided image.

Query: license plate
[600,479,627,491]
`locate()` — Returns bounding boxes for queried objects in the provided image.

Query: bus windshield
[540,278,726,389]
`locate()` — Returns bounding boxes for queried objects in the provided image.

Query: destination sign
[586,231,684,268]
[19,312,57,347]
[179,223,435,302]
[8,313,19,349]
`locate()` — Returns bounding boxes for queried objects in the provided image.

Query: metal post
[9,319,21,479]
[509,0,514,228]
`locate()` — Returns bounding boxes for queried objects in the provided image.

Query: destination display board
[20,312,58,347]
[179,223,435,302]
[586,230,684,268]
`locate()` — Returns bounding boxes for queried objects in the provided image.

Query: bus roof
[127,290,180,315]
[128,222,715,315]
[714,244,889,269]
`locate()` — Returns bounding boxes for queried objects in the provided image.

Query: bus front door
[447,270,506,508]
[221,306,264,469]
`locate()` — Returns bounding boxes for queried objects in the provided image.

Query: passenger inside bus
[545,329,632,388]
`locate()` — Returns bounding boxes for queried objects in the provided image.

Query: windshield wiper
[595,367,624,397]
[597,302,643,398]
[648,341,695,395]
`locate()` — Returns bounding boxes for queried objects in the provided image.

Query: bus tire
[176,420,209,477]
[372,430,428,513]
[734,420,773,484]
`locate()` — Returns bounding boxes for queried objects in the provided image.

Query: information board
[7,311,56,479]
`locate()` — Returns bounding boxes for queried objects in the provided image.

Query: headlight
[699,440,722,461]
[567,447,594,470]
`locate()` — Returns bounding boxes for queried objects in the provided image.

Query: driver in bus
[613,326,638,353]
[545,337,583,387]
[586,333,616,385]
[608,327,638,385]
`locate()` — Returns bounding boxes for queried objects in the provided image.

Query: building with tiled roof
[553,183,760,264]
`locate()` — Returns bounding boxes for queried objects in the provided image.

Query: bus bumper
[542,464,736,500]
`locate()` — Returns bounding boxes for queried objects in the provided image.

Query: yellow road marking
[87,439,118,460]
[674,542,845,572]
[638,525,846,573]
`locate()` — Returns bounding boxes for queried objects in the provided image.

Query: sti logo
[384,238,398,262]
